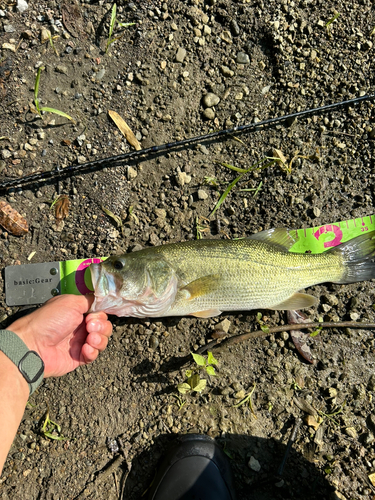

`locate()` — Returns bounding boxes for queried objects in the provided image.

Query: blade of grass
[40,107,75,122]
[211,173,245,216]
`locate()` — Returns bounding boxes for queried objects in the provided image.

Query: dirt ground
[1,0,375,498]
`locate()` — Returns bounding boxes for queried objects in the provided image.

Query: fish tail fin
[329,230,375,283]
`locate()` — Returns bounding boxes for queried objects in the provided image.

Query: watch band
[0,329,44,395]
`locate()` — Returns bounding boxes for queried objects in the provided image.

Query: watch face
[18,350,45,384]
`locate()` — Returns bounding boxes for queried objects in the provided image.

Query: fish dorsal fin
[248,228,299,251]
[269,292,318,310]
[181,274,222,300]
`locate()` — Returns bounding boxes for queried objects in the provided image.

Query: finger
[86,331,109,352]
[86,310,108,324]
[81,343,99,364]
[86,317,113,338]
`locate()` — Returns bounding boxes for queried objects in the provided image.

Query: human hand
[8,295,113,378]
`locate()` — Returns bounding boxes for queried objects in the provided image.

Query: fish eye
[113,260,124,270]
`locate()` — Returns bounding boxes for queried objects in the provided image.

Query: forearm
[0,350,30,475]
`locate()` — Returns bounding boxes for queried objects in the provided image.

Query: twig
[277,417,302,477]
[195,321,375,355]
[74,455,124,499]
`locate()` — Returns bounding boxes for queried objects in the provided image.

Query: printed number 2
[313,224,343,248]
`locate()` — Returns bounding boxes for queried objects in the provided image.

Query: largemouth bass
[90,228,375,318]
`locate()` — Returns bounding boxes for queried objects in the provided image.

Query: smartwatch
[0,329,44,395]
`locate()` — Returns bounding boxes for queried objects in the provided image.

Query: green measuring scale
[4,215,375,306]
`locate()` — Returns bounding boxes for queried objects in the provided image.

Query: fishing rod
[1,93,374,191]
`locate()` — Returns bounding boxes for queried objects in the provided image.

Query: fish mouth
[90,263,122,314]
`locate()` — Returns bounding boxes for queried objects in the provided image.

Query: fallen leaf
[108,110,141,150]
[0,201,28,236]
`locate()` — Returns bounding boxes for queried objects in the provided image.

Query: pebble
[203,108,215,120]
[175,47,187,63]
[236,52,250,64]
[96,69,106,81]
[197,189,208,200]
[215,319,231,333]
[127,166,138,179]
[313,207,321,217]
[220,31,232,43]
[202,93,220,108]
[149,335,159,350]
[4,24,15,33]
[248,456,261,472]
[230,19,240,36]
[220,66,234,77]
[56,65,68,75]
[17,0,28,13]
[1,149,12,159]
[40,27,51,43]
[2,43,16,52]
[176,171,191,186]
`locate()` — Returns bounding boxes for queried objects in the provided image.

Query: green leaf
[177,382,192,394]
[101,205,122,227]
[117,22,136,28]
[109,3,117,39]
[188,373,201,389]
[207,351,218,365]
[206,365,216,376]
[40,107,75,122]
[260,324,269,333]
[34,67,43,101]
[215,161,249,174]
[191,352,206,366]
[185,369,193,378]
[211,173,244,216]
[192,378,207,393]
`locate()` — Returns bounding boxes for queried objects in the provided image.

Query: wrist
[0,330,45,395]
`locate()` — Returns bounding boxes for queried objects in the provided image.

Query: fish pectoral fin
[190,309,222,318]
[269,293,318,311]
[181,274,222,300]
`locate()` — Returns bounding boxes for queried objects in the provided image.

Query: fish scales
[151,239,344,314]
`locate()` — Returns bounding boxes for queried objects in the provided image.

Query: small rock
[127,166,138,179]
[344,427,357,439]
[4,24,15,33]
[175,47,187,62]
[369,473,375,487]
[236,52,250,64]
[96,69,106,81]
[202,92,220,108]
[203,108,215,120]
[56,65,68,75]
[197,189,208,200]
[40,27,51,43]
[220,30,232,43]
[176,171,191,186]
[17,0,28,12]
[220,66,234,77]
[230,19,240,36]
[2,43,16,52]
[215,319,231,333]
[313,207,321,217]
[160,60,167,69]
[154,208,166,219]
[248,456,261,472]
[1,149,12,159]
[149,335,159,350]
